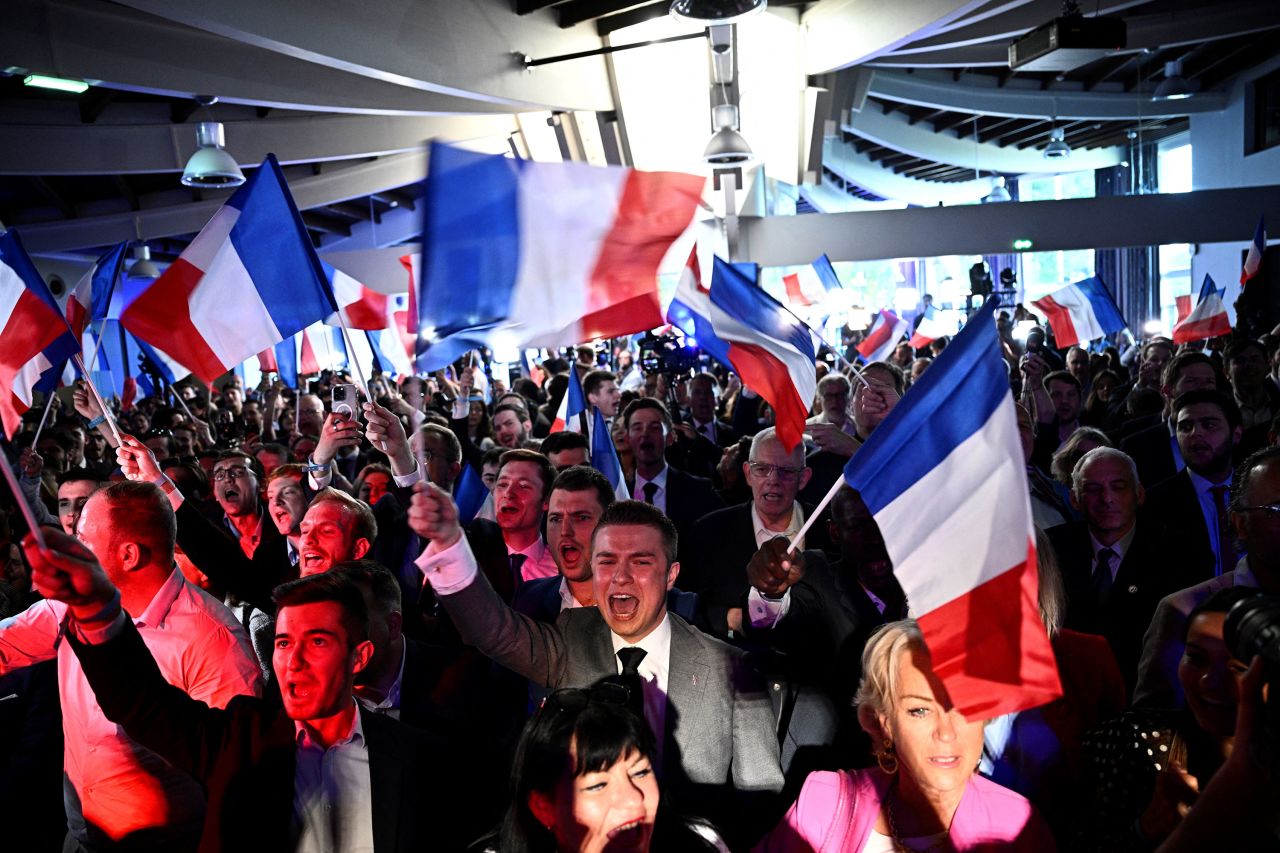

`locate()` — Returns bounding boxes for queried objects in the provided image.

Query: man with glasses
[688,426,831,639]
[1135,446,1280,708]
[621,398,724,570]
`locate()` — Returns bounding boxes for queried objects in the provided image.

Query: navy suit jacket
[513,575,708,632]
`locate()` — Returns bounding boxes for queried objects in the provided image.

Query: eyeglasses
[212,466,253,482]
[1237,503,1280,516]
[747,462,805,482]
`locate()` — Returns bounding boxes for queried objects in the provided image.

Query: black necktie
[642,482,658,505]
[1210,485,1236,575]
[616,647,648,725]
[1093,547,1116,604]
[697,423,709,436]
[509,553,527,587]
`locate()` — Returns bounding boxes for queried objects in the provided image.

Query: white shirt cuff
[392,461,423,488]
[747,587,791,629]
[308,466,333,491]
[414,531,478,596]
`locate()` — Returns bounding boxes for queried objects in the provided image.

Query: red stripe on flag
[1175,294,1192,323]
[585,169,705,320]
[579,291,664,342]
[726,341,810,452]
[857,314,895,359]
[1030,295,1080,348]
[0,290,75,437]
[120,258,228,384]
[915,538,1062,720]
[66,299,89,340]
[298,332,320,376]
[343,289,389,330]
[1173,314,1232,344]
[782,273,814,306]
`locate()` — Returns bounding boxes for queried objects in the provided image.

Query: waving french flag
[1241,216,1266,286]
[550,363,588,434]
[0,230,81,437]
[122,154,339,384]
[415,142,704,372]
[1030,276,1127,348]
[782,253,842,309]
[709,258,817,452]
[843,297,1061,719]
[857,309,908,363]
[665,247,732,368]
[1173,275,1232,344]
[590,407,630,501]
[67,242,126,340]
[908,304,951,349]
[323,261,390,331]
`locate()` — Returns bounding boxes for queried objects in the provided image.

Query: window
[1156,139,1194,332]
[1016,172,1096,299]
[1247,67,1280,155]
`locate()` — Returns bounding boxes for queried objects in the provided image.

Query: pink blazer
[756,768,1056,852]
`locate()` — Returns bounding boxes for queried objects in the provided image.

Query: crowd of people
[1,323,1279,852]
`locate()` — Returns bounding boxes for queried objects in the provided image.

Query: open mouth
[559,543,582,563]
[301,552,326,572]
[286,681,313,701]
[928,756,961,768]
[607,819,647,841]
[222,488,240,501]
[609,594,639,618]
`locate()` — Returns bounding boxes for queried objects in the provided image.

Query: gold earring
[876,739,898,775]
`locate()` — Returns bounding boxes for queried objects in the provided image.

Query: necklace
[885,785,950,853]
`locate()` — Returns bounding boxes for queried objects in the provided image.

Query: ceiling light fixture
[23,74,89,94]
[1043,126,1071,159]
[702,104,754,167]
[1152,60,1193,101]
[181,121,246,188]
[129,244,161,279]
[671,0,766,25]
[984,176,1012,203]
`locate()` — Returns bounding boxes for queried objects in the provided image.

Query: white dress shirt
[1186,469,1233,577]
[293,704,375,853]
[633,465,669,514]
[746,501,806,628]
[558,577,586,611]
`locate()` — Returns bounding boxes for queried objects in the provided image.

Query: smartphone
[332,384,360,423]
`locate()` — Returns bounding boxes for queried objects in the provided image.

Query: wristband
[87,414,106,429]
[306,456,332,474]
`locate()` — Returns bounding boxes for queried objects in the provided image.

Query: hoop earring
[876,739,898,775]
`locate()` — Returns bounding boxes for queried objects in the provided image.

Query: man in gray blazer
[408,482,784,845]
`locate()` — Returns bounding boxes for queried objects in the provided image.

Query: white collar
[295,702,365,749]
[635,466,669,491]
[508,536,549,560]
[1187,467,1232,494]
[1089,522,1137,563]
[609,612,672,680]
[557,576,586,610]
[751,501,804,548]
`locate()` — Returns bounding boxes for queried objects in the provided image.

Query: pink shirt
[0,569,262,845]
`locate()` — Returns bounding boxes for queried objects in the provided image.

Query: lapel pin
[1128,585,1138,594]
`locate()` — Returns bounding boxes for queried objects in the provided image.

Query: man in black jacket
[25,532,461,853]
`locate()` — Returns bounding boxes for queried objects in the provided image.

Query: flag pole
[787,475,845,556]
[30,392,58,448]
[72,354,123,447]
[333,311,371,401]
[775,299,870,390]
[1,443,47,552]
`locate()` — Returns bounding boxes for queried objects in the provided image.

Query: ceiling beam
[800,0,991,75]
[556,0,648,29]
[77,88,116,123]
[301,211,352,236]
[595,1,666,36]
[881,0,1143,55]
[516,0,571,13]
[27,177,75,220]
[738,183,1280,265]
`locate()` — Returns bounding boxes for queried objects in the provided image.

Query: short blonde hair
[854,619,926,717]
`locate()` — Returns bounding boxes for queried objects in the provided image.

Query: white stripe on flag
[0,264,28,332]
[874,397,1031,615]
[710,305,817,408]
[189,242,287,370]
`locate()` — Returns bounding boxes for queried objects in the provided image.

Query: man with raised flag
[708,258,817,453]
[414,141,704,372]
[1030,275,1127,349]
[857,309,909,364]
[121,154,340,384]
[1172,274,1231,344]
[0,229,81,438]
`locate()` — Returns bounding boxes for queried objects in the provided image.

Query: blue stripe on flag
[275,337,299,389]
[92,243,128,321]
[665,296,733,368]
[454,463,488,525]
[710,259,815,361]
[227,154,338,340]
[590,407,630,500]
[565,364,587,420]
[843,298,1008,515]
[1076,276,1127,336]
[813,254,841,293]
[416,142,523,372]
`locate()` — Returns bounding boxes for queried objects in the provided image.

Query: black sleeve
[174,502,280,614]
[449,416,486,475]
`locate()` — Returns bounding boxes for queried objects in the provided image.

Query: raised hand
[408,482,461,548]
[746,535,807,598]
[363,401,412,473]
[116,434,164,483]
[312,412,361,467]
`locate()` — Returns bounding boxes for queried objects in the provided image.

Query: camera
[1225,592,1280,770]
[638,332,702,378]
[969,262,993,297]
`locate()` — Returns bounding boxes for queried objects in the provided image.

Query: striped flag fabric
[272,323,346,389]
[0,230,81,437]
[1175,294,1193,324]
[857,309,909,363]
[1030,276,1127,348]
[1172,275,1232,344]
[708,258,817,453]
[590,407,630,501]
[415,141,704,372]
[908,304,951,349]
[454,462,490,524]
[323,261,390,331]
[781,271,816,307]
[549,363,588,434]
[66,242,126,340]
[782,253,843,309]
[1241,216,1266,286]
[121,154,339,384]
[664,247,733,368]
[842,297,1062,719]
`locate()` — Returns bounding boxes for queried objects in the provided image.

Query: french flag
[323,261,390,331]
[272,322,345,389]
[1172,274,1232,344]
[415,142,704,372]
[550,363,588,434]
[843,297,1062,719]
[0,230,81,437]
[664,247,733,368]
[121,154,339,384]
[1241,216,1266,286]
[66,242,126,340]
[908,304,951,350]
[590,407,630,501]
[709,258,817,453]
[857,309,909,363]
[1030,276,1127,349]
[781,254,842,309]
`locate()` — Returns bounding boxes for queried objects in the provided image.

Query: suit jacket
[1046,519,1210,689]
[440,565,783,842]
[1144,470,1226,582]
[513,574,707,631]
[627,467,724,569]
[687,502,834,638]
[1119,419,1178,488]
[71,619,462,853]
[175,502,294,615]
[668,419,740,479]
